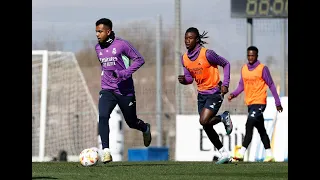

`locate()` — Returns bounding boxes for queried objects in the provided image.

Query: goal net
[32,50,98,162]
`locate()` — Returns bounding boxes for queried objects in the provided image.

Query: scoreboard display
[231,0,288,18]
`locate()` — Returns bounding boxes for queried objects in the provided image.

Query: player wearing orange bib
[228,46,283,162]
[178,27,233,164]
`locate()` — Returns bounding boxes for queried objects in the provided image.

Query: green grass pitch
[32,161,288,180]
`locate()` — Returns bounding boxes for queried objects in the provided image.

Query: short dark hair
[247,46,258,54]
[95,18,113,29]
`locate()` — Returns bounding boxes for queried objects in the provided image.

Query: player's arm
[114,39,145,80]
[95,45,105,76]
[95,44,103,66]
[230,74,244,98]
[262,66,282,107]
[178,55,194,85]
[206,49,230,88]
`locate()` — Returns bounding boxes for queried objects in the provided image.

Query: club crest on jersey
[112,48,117,55]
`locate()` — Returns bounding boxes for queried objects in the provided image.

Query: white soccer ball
[79,148,99,167]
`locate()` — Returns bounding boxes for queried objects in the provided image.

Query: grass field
[32,161,288,180]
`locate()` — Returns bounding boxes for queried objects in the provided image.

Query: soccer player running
[178,27,233,164]
[228,46,283,162]
[95,18,151,163]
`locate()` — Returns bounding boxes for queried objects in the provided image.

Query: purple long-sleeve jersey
[230,60,281,106]
[181,44,231,95]
[95,37,144,96]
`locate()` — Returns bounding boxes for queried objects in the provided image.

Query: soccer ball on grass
[79,148,99,167]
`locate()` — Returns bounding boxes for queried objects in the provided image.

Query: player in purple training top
[95,18,151,163]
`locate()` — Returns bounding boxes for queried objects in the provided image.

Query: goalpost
[32,50,99,162]
[32,50,48,162]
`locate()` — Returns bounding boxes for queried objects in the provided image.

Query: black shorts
[247,104,266,120]
[197,93,224,115]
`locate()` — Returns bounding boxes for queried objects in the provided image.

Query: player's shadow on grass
[32,177,58,179]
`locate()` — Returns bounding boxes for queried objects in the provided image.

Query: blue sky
[32,0,288,63]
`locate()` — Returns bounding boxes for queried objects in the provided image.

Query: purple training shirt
[230,60,281,106]
[181,44,231,95]
[95,37,144,96]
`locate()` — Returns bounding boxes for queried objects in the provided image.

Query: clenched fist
[178,75,186,84]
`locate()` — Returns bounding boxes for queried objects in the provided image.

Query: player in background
[178,27,233,164]
[228,46,283,162]
[95,18,151,163]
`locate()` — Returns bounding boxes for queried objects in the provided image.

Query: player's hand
[276,105,283,113]
[221,86,229,95]
[228,94,235,102]
[112,69,126,79]
[110,71,121,84]
[178,75,186,84]
[112,71,118,78]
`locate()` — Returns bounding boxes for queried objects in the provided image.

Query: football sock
[218,147,229,156]
[265,148,273,157]
[136,119,148,132]
[203,125,223,150]
[98,116,110,149]
[239,146,246,156]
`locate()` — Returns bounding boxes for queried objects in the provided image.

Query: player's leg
[205,94,233,135]
[198,93,231,164]
[233,104,259,161]
[116,93,151,147]
[233,115,255,161]
[98,90,118,163]
[254,105,275,162]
